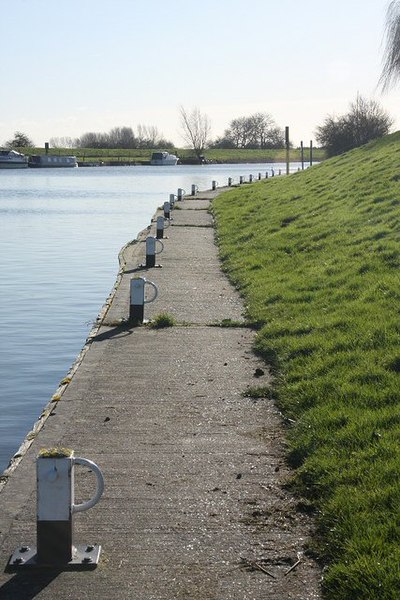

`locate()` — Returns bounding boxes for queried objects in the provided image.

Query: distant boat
[28,155,78,168]
[150,151,178,166]
[0,149,29,169]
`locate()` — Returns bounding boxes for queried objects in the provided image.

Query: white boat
[150,151,178,166]
[28,155,78,168]
[0,149,29,169]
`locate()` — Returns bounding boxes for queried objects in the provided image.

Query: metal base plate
[7,543,101,570]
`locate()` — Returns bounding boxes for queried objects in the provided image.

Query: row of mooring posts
[128,171,275,326]
[129,186,188,325]
[225,170,283,187]
[184,171,281,195]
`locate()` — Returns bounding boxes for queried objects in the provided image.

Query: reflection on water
[0,163,304,472]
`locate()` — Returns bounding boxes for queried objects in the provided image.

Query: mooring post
[163,201,171,219]
[285,125,290,175]
[228,177,233,187]
[310,140,313,166]
[129,276,158,325]
[249,174,253,183]
[145,236,163,268]
[212,180,218,191]
[258,172,262,180]
[177,188,185,201]
[191,184,198,196]
[8,448,104,569]
[301,140,304,170]
[156,215,169,239]
[239,176,244,184]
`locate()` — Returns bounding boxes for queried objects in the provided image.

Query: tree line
[51,125,174,150]
[2,95,395,159]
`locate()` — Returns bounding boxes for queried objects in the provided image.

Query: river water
[0,162,303,473]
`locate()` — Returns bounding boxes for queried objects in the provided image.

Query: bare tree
[110,127,137,148]
[214,113,284,149]
[380,1,400,90]
[78,131,109,148]
[227,117,252,148]
[136,125,159,148]
[49,137,76,148]
[316,94,393,156]
[179,106,211,160]
[350,94,393,145]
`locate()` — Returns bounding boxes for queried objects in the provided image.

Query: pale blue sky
[1,0,399,147]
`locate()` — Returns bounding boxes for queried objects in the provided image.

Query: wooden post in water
[285,126,290,175]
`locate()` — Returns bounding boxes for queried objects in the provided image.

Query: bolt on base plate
[7,544,101,570]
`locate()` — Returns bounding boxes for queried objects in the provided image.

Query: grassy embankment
[19,146,325,164]
[212,131,400,599]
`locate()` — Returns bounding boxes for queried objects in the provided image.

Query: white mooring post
[8,448,104,569]
[129,276,158,325]
[163,201,171,219]
[156,215,169,239]
[177,188,185,201]
[145,236,164,268]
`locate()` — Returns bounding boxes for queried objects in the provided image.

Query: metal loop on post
[155,239,164,255]
[72,457,104,514]
[144,280,158,304]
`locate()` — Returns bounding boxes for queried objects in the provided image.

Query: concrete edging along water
[0,185,321,599]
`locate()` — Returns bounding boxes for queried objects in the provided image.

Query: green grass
[148,312,176,328]
[212,131,400,599]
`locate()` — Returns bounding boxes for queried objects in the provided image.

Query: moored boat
[0,149,29,169]
[150,151,178,166]
[28,155,78,168]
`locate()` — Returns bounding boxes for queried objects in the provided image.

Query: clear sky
[1,0,399,147]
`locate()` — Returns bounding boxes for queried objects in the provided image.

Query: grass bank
[17,146,325,164]
[212,131,400,599]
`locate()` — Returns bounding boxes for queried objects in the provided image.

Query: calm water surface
[0,163,302,473]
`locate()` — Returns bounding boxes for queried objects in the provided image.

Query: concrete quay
[0,188,321,599]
